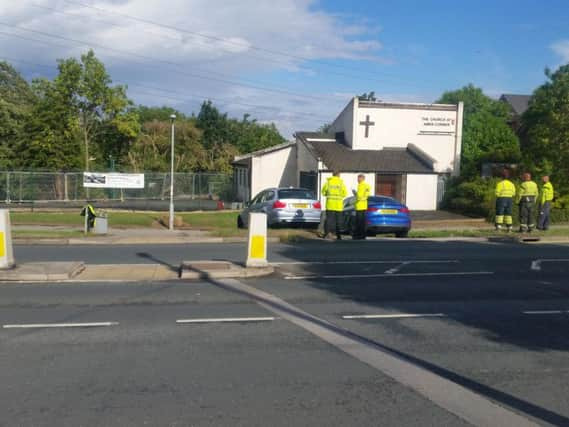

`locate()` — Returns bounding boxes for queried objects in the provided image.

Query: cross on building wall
[359,114,375,138]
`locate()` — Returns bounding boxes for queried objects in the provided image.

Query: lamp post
[169,114,176,231]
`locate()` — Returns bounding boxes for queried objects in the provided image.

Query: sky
[1,0,568,138]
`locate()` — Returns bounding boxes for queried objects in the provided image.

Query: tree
[318,122,332,134]
[521,64,569,191]
[0,62,36,168]
[19,75,82,171]
[196,101,285,171]
[196,100,231,150]
[358,91,378,101]
[133,105,186,123]
[126,119,206,172]
[229,114,285,154]
[69,50,139,170]
[437,84,520,177]
[17,51,139,172]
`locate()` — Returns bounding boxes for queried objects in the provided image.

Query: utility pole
[169,114,176,231]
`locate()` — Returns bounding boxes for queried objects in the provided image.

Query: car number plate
[379,209,398,215]
[294,204,309,208]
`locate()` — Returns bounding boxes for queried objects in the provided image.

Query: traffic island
[0,262,85,282]
[180,261,274,280]
[77,264,180,281]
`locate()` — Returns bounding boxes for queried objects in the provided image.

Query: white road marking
[272,259,458,266]
[176,317,276,324]
[2,322,118,329]
[384,261,411,274]
[523,310,568,315]
[343,313,446,319]
[284,271,494,280]
[531,258,569,271]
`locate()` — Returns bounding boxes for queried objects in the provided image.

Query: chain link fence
[0,171,234,205]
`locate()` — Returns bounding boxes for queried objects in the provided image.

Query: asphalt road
[3,240,569,426]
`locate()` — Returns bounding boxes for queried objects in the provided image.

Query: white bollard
[0,210,15,269]
[246,213,268,268]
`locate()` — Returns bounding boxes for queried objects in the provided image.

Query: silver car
[237,187,322,228]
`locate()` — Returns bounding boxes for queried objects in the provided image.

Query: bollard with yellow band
[246,213,268,268]
[0,210,15,269]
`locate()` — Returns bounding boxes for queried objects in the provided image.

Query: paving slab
[0,262,85,282]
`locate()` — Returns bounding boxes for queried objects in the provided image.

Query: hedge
[442,177,569,224]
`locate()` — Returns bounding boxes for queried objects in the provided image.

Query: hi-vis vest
[495,179,516,198]
[517,180,538,203]
[541,182,554,205]
[322,176,347,211]
[355,181,371,211]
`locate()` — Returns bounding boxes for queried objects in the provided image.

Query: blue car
[341,196,412,238]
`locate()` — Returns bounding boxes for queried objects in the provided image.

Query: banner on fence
[83,172,145,189]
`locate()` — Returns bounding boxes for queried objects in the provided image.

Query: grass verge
[409,226,569,239]
[11,211,159,228]
[10,210,569,241]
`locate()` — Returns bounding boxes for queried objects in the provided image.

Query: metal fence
[0,171,234,203]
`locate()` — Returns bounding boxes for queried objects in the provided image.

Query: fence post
[18,172,23,202]
[64,173,69,201]
[5,172,10,204]
[198,174,202,198]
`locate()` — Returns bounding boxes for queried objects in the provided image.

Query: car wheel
[395,230,409,238]
[237,216,245,229]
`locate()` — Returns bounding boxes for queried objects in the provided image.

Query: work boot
[495,224,503,231]
[506,226,513,233]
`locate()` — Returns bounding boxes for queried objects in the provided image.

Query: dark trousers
[325,210,342,238]
[495,197,513,228]
[354,210,367,239]
[538,201,552,230]
[519,199,535,231]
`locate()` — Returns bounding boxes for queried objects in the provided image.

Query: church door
[376,174,406,202]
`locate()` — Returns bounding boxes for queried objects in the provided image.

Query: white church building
[233,97,464,210]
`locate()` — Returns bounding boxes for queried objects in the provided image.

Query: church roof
[232,141,296,166]
[297,134,435,173]
[500,94,531,116]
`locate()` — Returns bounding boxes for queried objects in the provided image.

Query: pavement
[0,260,274,282]
[12,219,569,246]
[12,225,268,245]
[2,240,569,426]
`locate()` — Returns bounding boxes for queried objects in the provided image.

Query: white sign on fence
[83,173,145,189]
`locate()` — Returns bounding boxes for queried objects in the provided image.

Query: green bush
[551,208,569,222]
[442,177,497,218]
[443,177,569,224]
[553,194,569,209]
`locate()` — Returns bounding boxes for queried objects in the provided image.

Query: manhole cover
[521,237,540,243]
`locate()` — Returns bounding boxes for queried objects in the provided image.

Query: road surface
[2,239,569,426]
